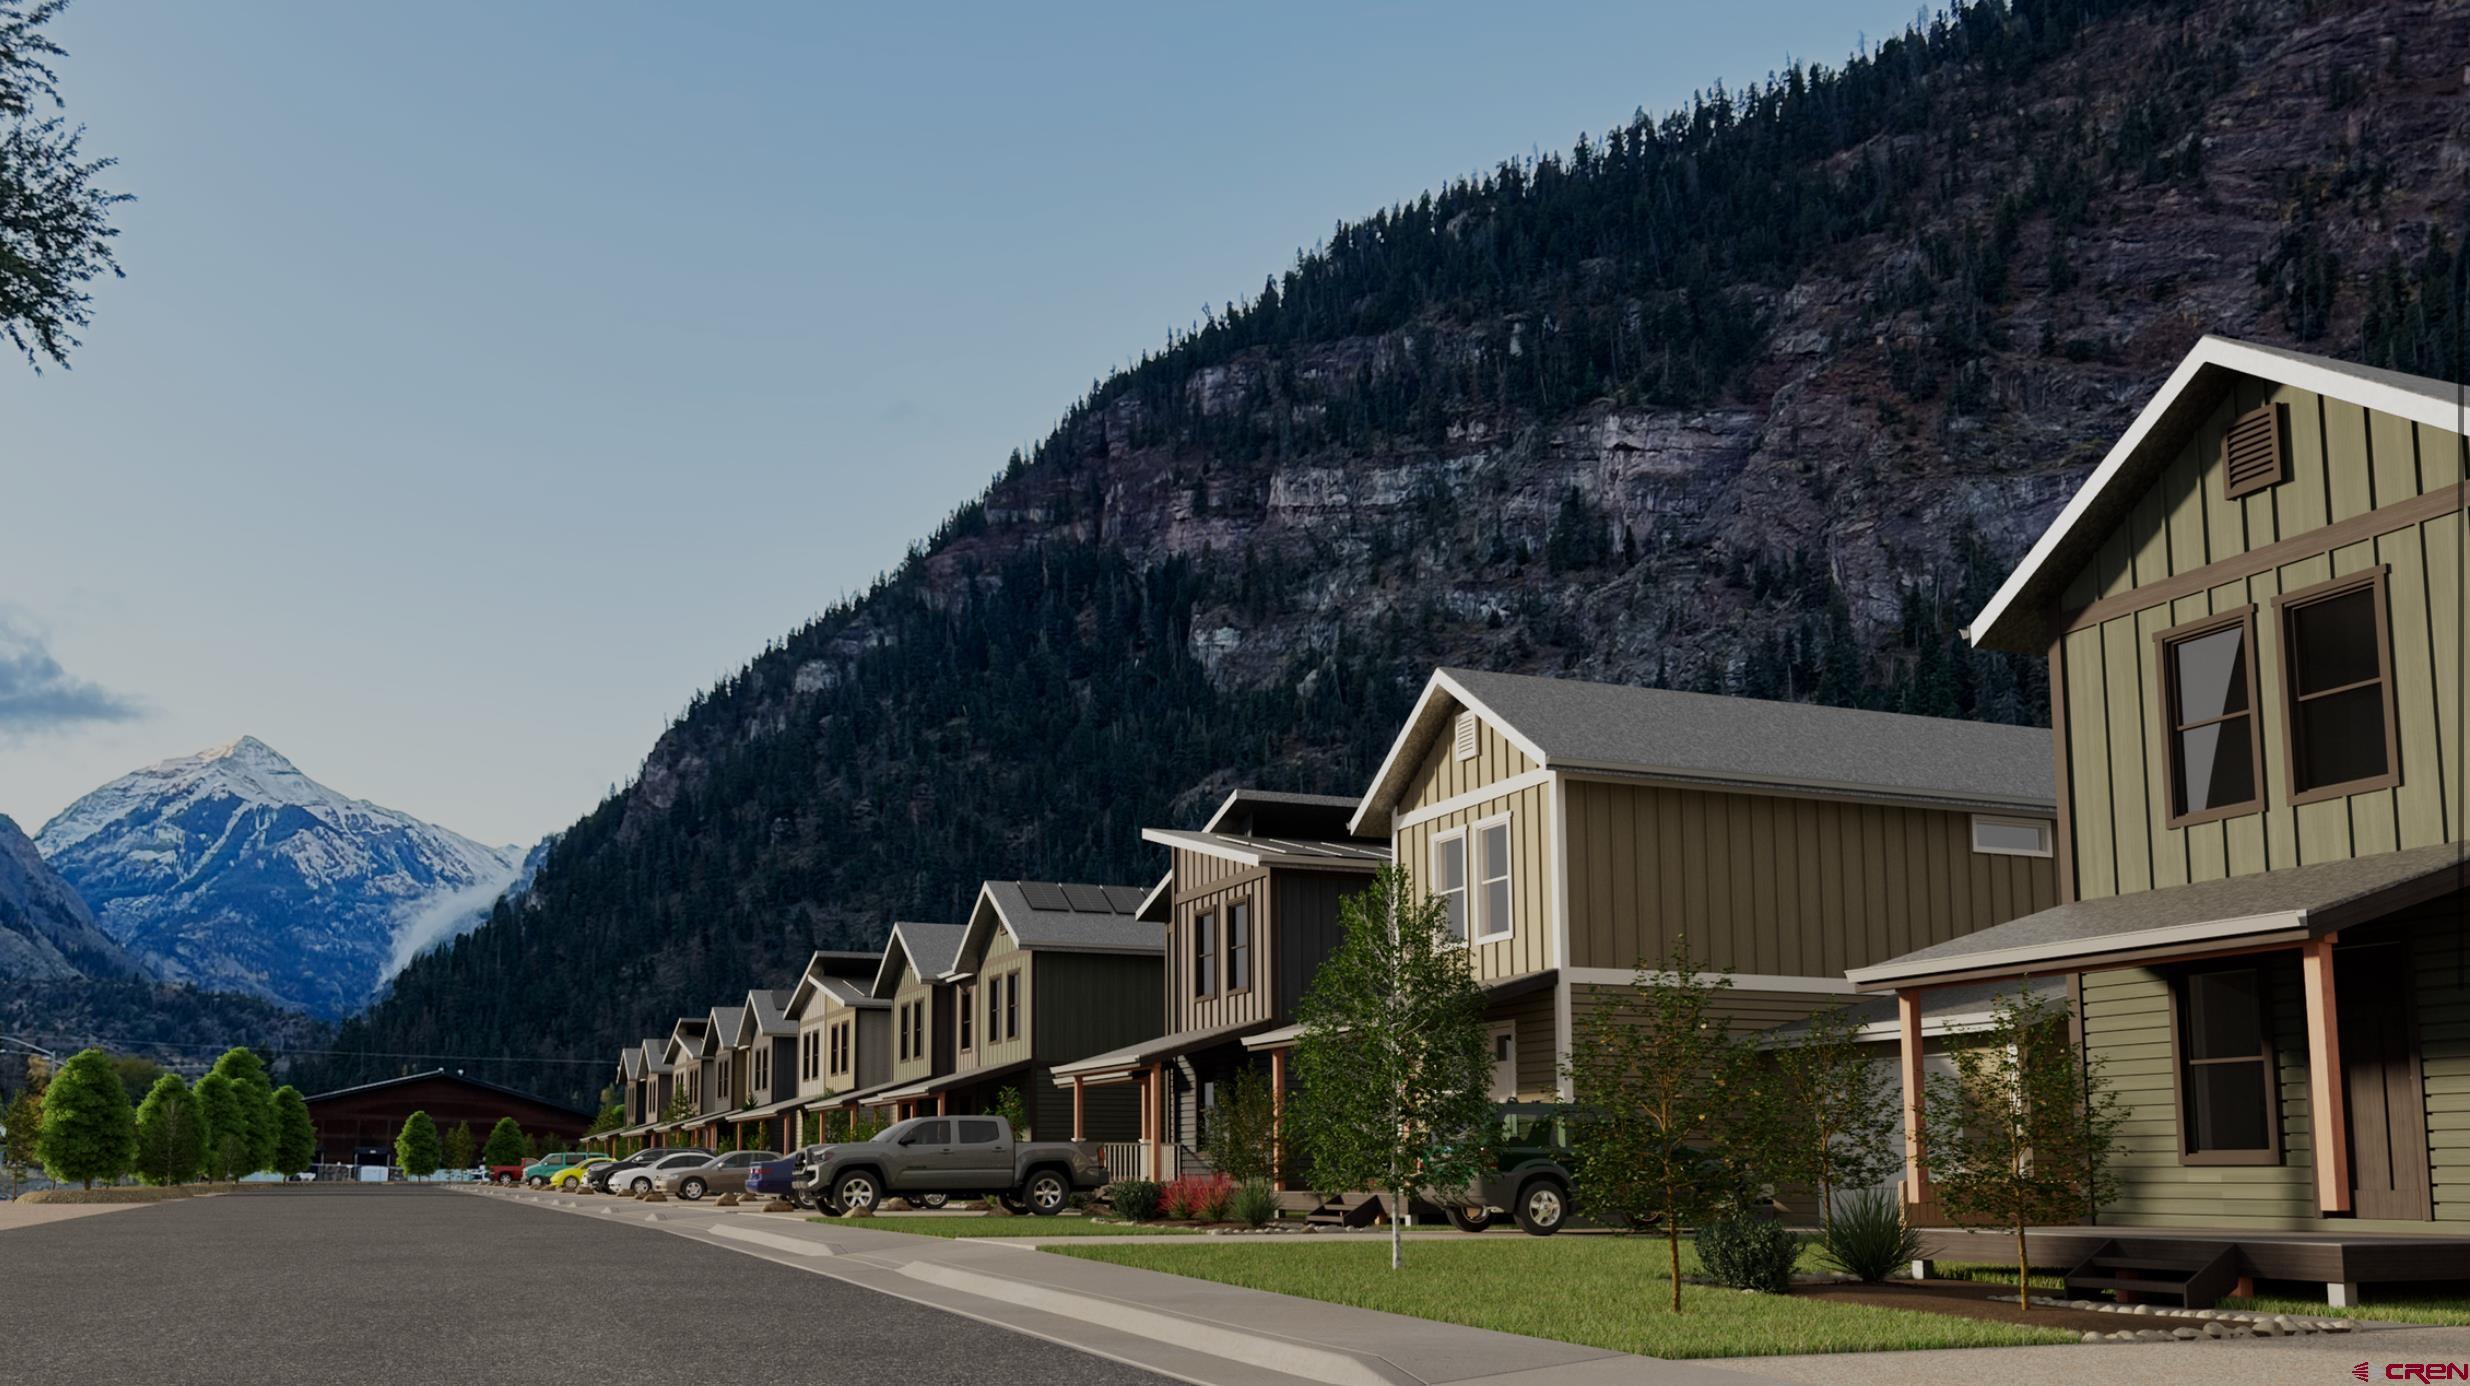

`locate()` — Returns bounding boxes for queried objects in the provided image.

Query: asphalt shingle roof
[980,880,1163,953]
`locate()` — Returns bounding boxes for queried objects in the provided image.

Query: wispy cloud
[0,614,145,739]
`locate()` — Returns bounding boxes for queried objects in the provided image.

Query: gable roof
[618,1048,645,1081]
[704,1005,746,1052]
[663,1017,710,1065]
[1351,667,2055,835]
[1968,336,2470,653]
[1202,788,1365,838]
[871,920,969,997]
[740,989,795,1042]
[301,1068,594,1119]
[957,880,1162,968]
[637,1039,671,1075]
[788,960,884,1018]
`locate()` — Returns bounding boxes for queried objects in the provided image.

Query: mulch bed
[18,1186,206,1205]
[1797,1279,2126,1335]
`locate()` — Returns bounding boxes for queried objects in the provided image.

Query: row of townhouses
[600,336,2466,1299]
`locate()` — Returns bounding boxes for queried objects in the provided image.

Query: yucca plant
[1816,1186,1924,1282]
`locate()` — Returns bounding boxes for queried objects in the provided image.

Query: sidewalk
[475,1186,1780,1386]
[1734,1326,2470,1386]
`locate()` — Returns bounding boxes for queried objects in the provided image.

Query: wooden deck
[1918,1223,2470,1287]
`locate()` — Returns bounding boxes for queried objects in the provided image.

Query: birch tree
[1288,866,1492,1270]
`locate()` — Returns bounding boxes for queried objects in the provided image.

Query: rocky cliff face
[0,813,137,982]
[324,0,2470,1105]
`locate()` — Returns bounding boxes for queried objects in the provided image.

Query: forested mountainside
[314,0,2470,1106]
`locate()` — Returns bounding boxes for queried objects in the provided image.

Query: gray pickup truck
[793,1115,1107,1215]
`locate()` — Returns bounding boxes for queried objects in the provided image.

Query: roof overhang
[1135,871,1172,923]
[727,1095,805,1122]
[1138,827,1387,873]
[1050,1019,1282,1084]
[803,1077,907,1110]
[1350,669,1551,837]
[1968,335,2470,653]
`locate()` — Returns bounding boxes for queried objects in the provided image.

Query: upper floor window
[1473,816,1512,942]
[1970,814,2053,858]
[2155,607,2264,826]
[1194,913,1217,997]
[1227,902,1251,992]
[2174,965,2280,1164]
[2275,568,2398,804]
[987,977,1001,1036]
[1004,972,1020,1041]
[958,984,974,1051]
[1431,834,1467,942]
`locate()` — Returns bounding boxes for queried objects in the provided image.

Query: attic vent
[2222,403,2288,500]
[1454,712,1478,761]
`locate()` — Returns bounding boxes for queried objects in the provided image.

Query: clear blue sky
[2,0,1926,846]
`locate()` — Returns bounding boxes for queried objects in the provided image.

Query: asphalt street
[0,1188,1169,1385]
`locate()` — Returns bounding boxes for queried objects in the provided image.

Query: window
[2276,569,2399,804]
[1227,902,1251,992]
[958,984,974,1051]
[1473,816,1512,941]
[1431,833,1467,942]
[1004,972,1020,1041]
[956,1119,999,1144]
[2155,608,2264,826]
[2173,966,2280,1164]
[910,1119,950,1145]
[1970,814,2053,858]
[1194,913,1217,997]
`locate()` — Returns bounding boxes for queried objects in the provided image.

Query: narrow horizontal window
[1969,814,2052,858]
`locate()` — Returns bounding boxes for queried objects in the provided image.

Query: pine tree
[481,1117,527,1169]
[192,1072,251,1183]
[396,1110,442,1178]
[208,1047,277,1174]
[36,1048,135,1189]
[269,1085,316,1177]
[132,1073,205,1186]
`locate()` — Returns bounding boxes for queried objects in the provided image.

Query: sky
[1,0,1929,848]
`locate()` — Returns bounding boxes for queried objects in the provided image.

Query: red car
[487,1162,525,1185]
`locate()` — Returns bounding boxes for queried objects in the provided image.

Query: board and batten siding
[1031,950,1163,1066]
[2056,380,2467,899]
[966,927,1035,1073]
[2081,911,2470,1231]
[1394,711,1555,979]
[889,969,948,1087]
[1166,850,1276,1034]
[1561,779,2055,976]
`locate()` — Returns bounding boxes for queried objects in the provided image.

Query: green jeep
[1436,1102,1577,1235]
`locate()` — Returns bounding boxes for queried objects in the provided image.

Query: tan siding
[1561,779,2053,975]
[1402,710,1536,814]
[1168,868,1273,1034]
[1393,777,1556,982]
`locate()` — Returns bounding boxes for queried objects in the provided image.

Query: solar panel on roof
[1060,883,1112,913]
[1020,881,1072,911]
[1103,884,1149,912]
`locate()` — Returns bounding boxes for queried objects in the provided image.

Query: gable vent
[1453,711,1478,761]
[2221,403,2288,500]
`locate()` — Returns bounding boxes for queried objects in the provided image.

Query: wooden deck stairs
[1299,1192,1388,1228]
[2061,1238,2241,1309]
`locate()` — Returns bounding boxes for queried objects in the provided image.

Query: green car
[521,1151,600,1188]
[1434,1103,1578,1235]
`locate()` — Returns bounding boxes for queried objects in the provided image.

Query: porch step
[2061,1238,2241,1309]
[1302,1192,1385,1228]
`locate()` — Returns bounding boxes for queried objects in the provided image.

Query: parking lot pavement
[0,1186,1169,1386]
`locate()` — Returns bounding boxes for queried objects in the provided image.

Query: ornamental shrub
[1161,1173,1234,1221]
[1817,1186,1926,1282]
[1695,1210,1800,1293]
[1109,1178,1161,1222]
[1229,1178,1279,1229]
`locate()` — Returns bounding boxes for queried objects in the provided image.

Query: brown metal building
[302,1069,593,1167]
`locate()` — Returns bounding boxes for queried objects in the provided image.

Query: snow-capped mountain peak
[35,739,525,1018]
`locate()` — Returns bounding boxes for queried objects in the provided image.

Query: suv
[521,1151,600,1188]
[794,1116,1105,1216]
[649,1150,779,1201]
[590,1147,711,1193]
[1436,1103,1577,1235]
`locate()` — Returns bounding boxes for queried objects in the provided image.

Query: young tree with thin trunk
[133,1073,204,1186]
[270,1085,315,1177]
[2,1080,44,1197]
[1562,940,1744,1312]
[192,1071,251,1183]
[1739,1004,1899,1233]
[35,1047,133,1189]
[207,1047,276,1175]
[1201,1067,1277,1185]
[396,1110,442,1178]
[444,1121,477,1172]
[1288,865,1492,1271]
[1923,986,2125,1311]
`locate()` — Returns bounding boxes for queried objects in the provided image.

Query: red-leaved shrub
[1160,1173,1236,1222]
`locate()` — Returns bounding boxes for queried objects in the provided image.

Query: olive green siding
[799,993,888,1100]
[1561,778,2056,975]
[2054,379,2467,900]
[967,927,1035,1072]
[2079,909,2470,1230]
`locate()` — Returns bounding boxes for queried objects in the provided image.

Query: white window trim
[1969,813,2054,859]
[1470,811,1515,943]
[1430,828,1470,947]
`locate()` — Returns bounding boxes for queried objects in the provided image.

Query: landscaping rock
[641,1191,667,1203]
[715,1193,740,1206]
[760,1199,796,1212]
[2171,1328,2199,1340]
[2330,1321,2354,1333]
[2204,1322,2227,1338]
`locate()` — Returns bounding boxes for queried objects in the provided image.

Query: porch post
[1071,1077,1085,1142]
[2301,935,2351,1215]
[1898,988,1929,1212]
[1269,1047,1288,1190]
[937,1092,948,1117]
[1148,1064,1166,1181]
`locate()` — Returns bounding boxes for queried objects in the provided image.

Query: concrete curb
[895,1258,1415,1386]
[708,1222,839,1258]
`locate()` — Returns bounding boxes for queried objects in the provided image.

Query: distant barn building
[302,1070,593,1167]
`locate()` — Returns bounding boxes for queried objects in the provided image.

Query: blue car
[747,1153,803,1204]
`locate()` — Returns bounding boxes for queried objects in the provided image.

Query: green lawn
[816,1213,1202,1237]
[1050,1239,2079,1359]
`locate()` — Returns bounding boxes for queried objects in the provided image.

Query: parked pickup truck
[793,1115,1106,1216]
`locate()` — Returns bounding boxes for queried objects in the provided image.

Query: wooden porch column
[1071,1077,1086,1142]
[1898,988,1929,1211]
[2302,935,2352,1215]
[1269,1047,1288,1190]
[936,1092,948,1117]
[1147,1064,1165,1181]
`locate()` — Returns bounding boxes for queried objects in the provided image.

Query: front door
[2336,943,2432,1221]
[1487,1023,1517,1101]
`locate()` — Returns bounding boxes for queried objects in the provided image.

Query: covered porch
[1051,1019,1280,1184]
[1849,843,2470,1308]
[726,1094,806,1153]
